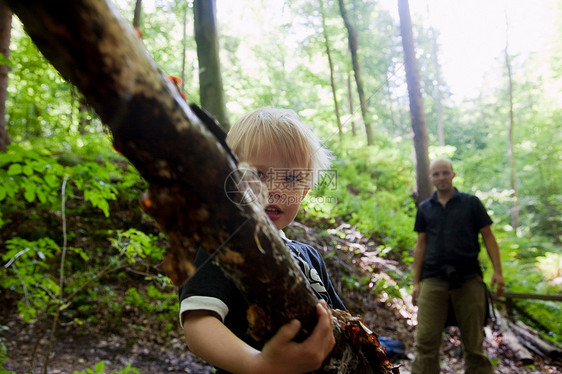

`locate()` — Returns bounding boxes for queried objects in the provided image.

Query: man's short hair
[430,157,454,171]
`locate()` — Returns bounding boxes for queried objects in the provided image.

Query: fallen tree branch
[509,320,562,360]
[496,292,562,302]
[494,310,534,365]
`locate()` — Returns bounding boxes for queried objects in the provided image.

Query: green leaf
[7,164,22,175]
[44,174,59,188]
[0,52,11,65]
[23,184,36,202]
[94,360,105,373]
[22,164,34,176]
[3,179,18,198]
[36,189,47,204]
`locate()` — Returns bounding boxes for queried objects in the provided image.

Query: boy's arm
[480,225,505,296]
[183,301,335,374]
[411,232,427,306]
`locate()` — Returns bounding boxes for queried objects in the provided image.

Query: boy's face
[246,152,310,230]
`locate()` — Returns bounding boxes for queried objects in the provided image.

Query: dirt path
[2,312,212,374]
[3,305,560,374]
[2,223,560,374]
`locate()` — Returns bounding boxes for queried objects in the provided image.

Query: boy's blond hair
[226,107,331,186]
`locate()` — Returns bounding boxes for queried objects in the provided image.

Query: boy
[178,107,345,374]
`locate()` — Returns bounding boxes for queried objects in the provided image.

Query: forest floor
[2,220,561,374]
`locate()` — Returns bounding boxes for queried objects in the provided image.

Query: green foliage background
[0,5,560,373]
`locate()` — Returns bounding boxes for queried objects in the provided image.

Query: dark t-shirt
[414,189,492,281]
[178,237,345,362]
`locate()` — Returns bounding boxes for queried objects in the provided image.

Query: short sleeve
[471,195,493,229]
[178,249,237,326]
[414,204,427,233]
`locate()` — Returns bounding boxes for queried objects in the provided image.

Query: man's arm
[480,225,505,297]
[182,301,335,374]
[412,232,427,306]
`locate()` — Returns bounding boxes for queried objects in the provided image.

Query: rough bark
[0,2,11,152]
[4,0,398,372]
[397,0,431,204]
[194,0,229,129]
[338,0,373,146]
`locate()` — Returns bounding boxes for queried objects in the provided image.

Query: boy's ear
[302,187,310,200]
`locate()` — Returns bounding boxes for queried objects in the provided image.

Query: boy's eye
[285,174,303,183]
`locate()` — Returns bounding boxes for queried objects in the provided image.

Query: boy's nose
[268,191,281,203]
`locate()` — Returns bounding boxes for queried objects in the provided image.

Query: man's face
[430,161,456,193]
[246,152,310,230]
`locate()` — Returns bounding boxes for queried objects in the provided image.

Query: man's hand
[412,283,420,306]
[490,270,505,297]
[257,301,335,374]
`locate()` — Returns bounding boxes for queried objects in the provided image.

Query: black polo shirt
[414,189,492,281]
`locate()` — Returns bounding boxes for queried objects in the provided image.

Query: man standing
[411,158,505,374]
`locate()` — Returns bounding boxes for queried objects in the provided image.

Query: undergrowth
[0,132,560,374]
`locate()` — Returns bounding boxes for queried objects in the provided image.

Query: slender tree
[181,2,188,92]
[132,0,142,31]
[338,0,373,145]
[426,2,444,146]
[397,0,431,204]
[504,14,518,229]
[0,2,11,151]
[194,0,229,129]
[319,0,343,141]
[347,71,357,137]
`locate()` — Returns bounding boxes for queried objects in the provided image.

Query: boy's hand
[257,301,335,374]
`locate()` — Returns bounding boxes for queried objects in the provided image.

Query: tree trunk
[132,0,142,30]
[181,2,188,93]
[320,0,343,141]
[397,0,431,204]
[426,2,444,146]
[0,2,11,152]
[194,0,229,129]
[78,96,90,135]
[347,71,357,137]
[338,0,373,146]
[4,1,398,372]
[505,16,518,230]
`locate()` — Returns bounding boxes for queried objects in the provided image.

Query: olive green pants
[412,276,493,374]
